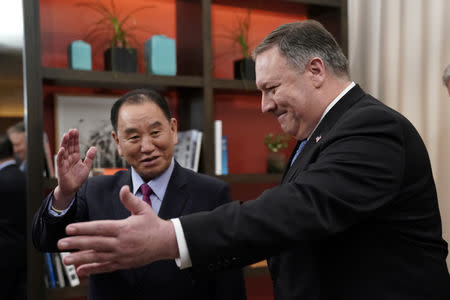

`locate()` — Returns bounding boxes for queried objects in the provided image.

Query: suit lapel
[283,85,366,183]
[111,170,133,219]
[158,162,190,220]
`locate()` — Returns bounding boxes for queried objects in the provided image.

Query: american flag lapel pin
[315,135,322,143]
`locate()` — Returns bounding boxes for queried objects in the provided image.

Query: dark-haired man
[0,135,26,300]
[32,89,246,300]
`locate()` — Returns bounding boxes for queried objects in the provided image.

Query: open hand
[54,129,96,204]
[57,185,179,276]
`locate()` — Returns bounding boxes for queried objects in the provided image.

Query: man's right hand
[53,129,96,209]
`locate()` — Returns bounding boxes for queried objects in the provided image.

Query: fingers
[56,146,67,170]
[62,219,124,239]
[61,249,114,265]
[76,262,119,277]
[58,234,118,252]
[120,185,149,216]
[83,146,97,169]
[67,129,80,156]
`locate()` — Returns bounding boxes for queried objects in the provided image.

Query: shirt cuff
[170,218,192,269]
[48,194,75,217]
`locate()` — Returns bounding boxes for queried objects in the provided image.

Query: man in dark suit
[0,134,27,300]
[57,21,450,299]
[32,89,246,300]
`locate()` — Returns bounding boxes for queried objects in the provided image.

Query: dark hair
[110,88,172,132]
[253,20,349,78]
[0,134,14,160]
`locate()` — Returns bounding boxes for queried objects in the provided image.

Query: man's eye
[151,131,160,136]
[129,136,139,140]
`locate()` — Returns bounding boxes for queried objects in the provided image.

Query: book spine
[59,252,80,287]
[43,132,55,178]
[44,252,56,288]
[221,135,228,175]
[53,253,66,287]
[193,131,203,172]
[214,120,222,175]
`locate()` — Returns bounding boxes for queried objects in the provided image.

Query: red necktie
[140,183,152,207]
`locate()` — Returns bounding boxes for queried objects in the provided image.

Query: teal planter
[68,40,92,70]
[145,35,176,76]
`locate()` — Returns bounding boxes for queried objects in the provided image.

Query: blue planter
[68,40,92,70]
[145,35,176,76]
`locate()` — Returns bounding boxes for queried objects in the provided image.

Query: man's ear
[170,118,178,145]
[111,131,123,157]
[307,57,326,88]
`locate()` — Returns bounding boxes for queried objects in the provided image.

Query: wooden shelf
[244,260,269,277]
[46,174,281,188]
[217,173,282,184]
[45,280,88,300]
[42,67,204,90]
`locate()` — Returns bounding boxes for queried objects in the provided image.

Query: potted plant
[76,0,153,73]
[221,9,255,81]
[264,133,290,173]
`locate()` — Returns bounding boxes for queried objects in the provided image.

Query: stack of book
[44,252,80,288]
[174,129,203,172]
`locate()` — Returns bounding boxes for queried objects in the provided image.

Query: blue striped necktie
[290,139,307,166]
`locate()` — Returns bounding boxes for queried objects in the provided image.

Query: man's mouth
[141,156,159,164]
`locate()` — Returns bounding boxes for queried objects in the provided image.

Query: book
[59,252,80,287]
[44,252,57,288]
[192,131,203,172]
[174,129,203,172]
[221,135,228,175]
[52,253,65,287]
[43,132,55,178]
[214,120,222,175]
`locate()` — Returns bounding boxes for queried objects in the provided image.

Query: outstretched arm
[58,185,179,277]
[52,129,96,210]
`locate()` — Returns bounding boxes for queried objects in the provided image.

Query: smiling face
[112,101,177,182]
[256,46,326,140]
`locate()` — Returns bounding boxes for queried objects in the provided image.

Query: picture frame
[54,94,127,168]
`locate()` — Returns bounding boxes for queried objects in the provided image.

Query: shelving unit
[23,1,347,299]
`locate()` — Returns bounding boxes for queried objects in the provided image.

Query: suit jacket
[33,162,246,300]
[0,162,27,299]
[180,85,450,300]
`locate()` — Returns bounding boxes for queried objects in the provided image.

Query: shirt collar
[131,158,175,201]
[307,81,356,140]
[0,159,16,171]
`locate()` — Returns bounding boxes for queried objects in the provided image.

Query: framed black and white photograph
[54,94,127,168]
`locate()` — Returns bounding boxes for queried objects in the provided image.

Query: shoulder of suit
[177,165,227,188]
[344,95,407,126]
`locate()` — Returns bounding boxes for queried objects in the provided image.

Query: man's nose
[141,136,155,152]
[261,93,275,113]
